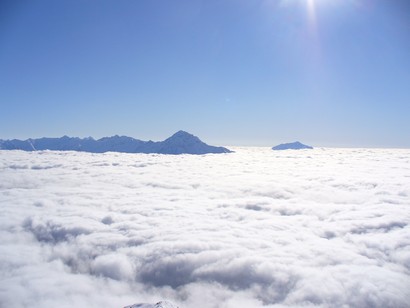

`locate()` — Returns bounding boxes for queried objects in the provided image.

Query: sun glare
[279,0,319,31]
[306,0,318,34]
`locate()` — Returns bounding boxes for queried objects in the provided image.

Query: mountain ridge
[0,131,231,155]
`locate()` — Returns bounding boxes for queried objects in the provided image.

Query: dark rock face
[0,131,232,155]
[272,141,313,150]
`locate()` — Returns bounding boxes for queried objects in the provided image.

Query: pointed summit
[170,130,194,137]
[157,131,231,154]
[165,130,200,142]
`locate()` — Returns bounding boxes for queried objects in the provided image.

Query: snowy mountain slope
[124,301,178,308]
[0,131,231,154]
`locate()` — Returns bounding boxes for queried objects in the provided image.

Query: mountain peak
[168,130,197,140]
[173,130,192,136]
[165,131,200,142]
[272,141,313,150]
[159,131,231,154]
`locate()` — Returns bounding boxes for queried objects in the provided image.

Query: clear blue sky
[1,0,409,147]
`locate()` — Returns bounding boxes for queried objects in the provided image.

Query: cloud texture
[0,148,409,307]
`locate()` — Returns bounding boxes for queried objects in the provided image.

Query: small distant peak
[272,141,313,150]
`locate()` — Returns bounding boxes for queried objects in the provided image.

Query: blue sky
[1,0,409,147]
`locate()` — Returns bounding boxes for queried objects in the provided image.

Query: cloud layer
[1,148,409,307]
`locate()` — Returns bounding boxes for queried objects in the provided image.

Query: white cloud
[0,148,409,307]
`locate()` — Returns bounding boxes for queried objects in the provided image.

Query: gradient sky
[1,0,409,147]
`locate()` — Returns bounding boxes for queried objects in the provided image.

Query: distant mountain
[0,131,232,155]
[124,301,178,308]
[156,130,225,154]
[272,141,313,150]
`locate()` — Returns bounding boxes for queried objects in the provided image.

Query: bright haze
[1,0,409,147]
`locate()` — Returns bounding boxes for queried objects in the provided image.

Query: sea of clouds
[0,147,409,308]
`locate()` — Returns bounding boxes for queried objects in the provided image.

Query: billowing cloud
[0,148,409,307]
